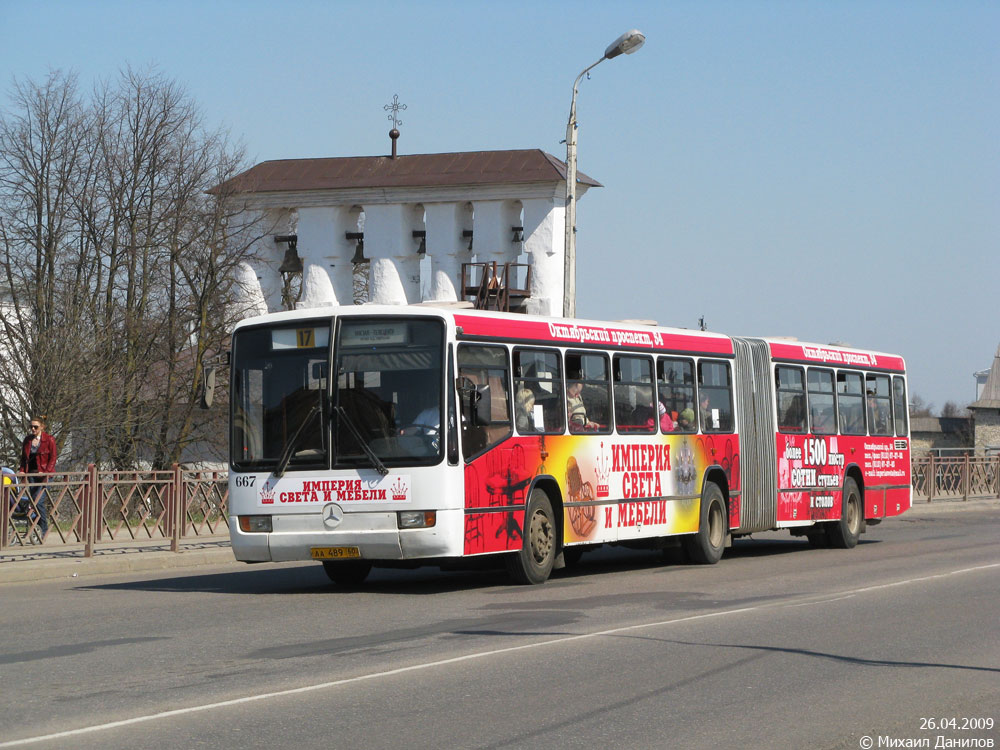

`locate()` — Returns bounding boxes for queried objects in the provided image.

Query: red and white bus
[227,306,911,585]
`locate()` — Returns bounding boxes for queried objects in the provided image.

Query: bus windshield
[334,318,444,464]
[231,322,331,471]
[231,317,445,472]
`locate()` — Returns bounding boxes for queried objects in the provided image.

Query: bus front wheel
[683,482,727,565]
[827,477,862,549]
[506,489,556,585]
[322,559,373,587]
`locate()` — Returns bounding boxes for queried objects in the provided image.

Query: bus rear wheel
[322,559,373,586]
[827,477,862,549]
[506,489,556,585]
[683,481,727,564]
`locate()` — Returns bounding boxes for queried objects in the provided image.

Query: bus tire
[505,489,556,585]
[827,477,861,549]
[322,560,373,586]
[683,482,727,565]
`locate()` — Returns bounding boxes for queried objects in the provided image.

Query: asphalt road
[1,503,997,750]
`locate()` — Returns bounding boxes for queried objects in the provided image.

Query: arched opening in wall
[461,201,478,295]
[349,207,368,304]
[411,205,431,302]
[511,201,529,290]
[277,208,302,311]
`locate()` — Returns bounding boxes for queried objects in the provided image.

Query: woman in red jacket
[19,415,57,540]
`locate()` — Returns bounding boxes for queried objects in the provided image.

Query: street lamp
[563,29,645,319]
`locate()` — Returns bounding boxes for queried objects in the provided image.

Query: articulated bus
[228,306,911,585]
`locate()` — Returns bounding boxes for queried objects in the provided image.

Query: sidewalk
[0,536,237,585]
[906,495,1000,514]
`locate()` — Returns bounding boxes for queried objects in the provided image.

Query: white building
[216,149,600,317]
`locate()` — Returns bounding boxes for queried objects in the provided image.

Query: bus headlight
[398,511,436,529]
[238,515,272,533]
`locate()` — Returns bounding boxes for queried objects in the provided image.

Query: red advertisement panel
[462,432,741,556]
[776,434,911,525]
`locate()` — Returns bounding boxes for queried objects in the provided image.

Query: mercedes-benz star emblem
[322,503,344,529]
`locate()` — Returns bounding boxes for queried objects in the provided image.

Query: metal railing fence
[3,454,996,554]
[911,454,1000,502]
[2,465,228,554]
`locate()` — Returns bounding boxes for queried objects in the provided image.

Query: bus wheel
[683,482,727,565]
[322,560,373,586]
[506,489,556,584]
[827,477,862,549]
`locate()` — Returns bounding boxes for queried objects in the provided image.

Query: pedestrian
[18,415,57,541]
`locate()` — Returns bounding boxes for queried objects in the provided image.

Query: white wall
[233,180,588,317]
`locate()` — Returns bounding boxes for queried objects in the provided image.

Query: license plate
[310,546,361,560]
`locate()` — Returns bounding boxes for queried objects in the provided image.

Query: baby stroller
[4,466,41,545]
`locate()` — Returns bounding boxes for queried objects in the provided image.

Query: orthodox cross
[384,94,406,157]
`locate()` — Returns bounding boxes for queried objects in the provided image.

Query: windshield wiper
[334,405,389,476]
[273,404,321,478]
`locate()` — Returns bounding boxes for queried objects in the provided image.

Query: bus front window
[334,318,444,464]
[231,323,330,471]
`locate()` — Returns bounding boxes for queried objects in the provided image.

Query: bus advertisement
[227,306,910,585]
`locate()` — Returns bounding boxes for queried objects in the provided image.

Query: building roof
[212,149,602,195]
[910,416,971,434]
[970,342,1000,409]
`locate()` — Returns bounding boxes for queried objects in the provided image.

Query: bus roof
[231,305,904,371]
[765,339,906,373]
[233,305,734,357]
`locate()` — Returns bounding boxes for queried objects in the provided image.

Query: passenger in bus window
[813,407,835,434]
[515,389,537,433]
[699,393,713,430]
[867,391,891,435]
[677,408,695,431]
[657,401,675,432]
[567,381,599,431]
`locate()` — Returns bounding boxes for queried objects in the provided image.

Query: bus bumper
[228,510,461,563]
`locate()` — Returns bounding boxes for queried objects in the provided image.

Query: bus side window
[457,345,512,460]
[565,352,612,434]
[837,371,866,435]
[657,357,696,433]
[866,373,893,436]
[513,348,564,435]
[698,360,734,433]
[775,365,807,434]
[807,368,837,435]
[614,355,656,433]
[892,376,908,436]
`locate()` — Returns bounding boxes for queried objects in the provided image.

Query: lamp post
[563,28,645,319]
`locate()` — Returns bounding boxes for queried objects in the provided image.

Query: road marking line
[2,561,997,747]
[784,594,857,607]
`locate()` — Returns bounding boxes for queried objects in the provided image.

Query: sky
[1,0,997,412]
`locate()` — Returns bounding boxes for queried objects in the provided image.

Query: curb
[0,546,238,585]
[905,496,1000,515]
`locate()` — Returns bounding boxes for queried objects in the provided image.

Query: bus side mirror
[199,366,216,409]
[455,376,492,426]
[473,384,492,426]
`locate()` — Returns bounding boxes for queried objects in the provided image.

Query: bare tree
[0,70,101,467]
[940,401,968,419]
[0,66,261,469]
[908,395,934,419]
